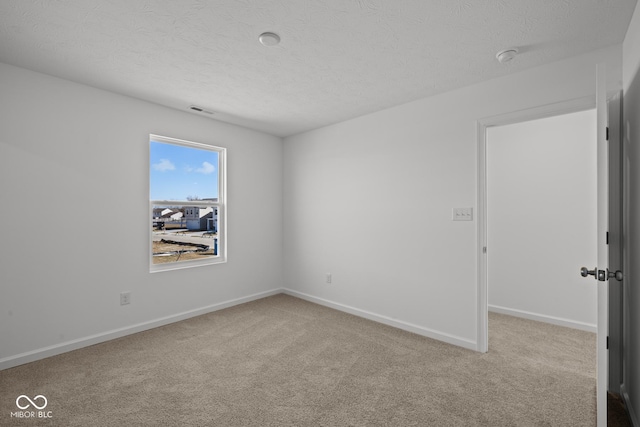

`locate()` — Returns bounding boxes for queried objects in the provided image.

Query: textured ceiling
[0,0,637,137]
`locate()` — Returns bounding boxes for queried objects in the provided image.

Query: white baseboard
[621,384,639,427]
[0,288,284,371]
[488,305,597,333]
[283,289,477,351]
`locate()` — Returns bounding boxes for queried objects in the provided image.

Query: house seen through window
[150,135,226,271]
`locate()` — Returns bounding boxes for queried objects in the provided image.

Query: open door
[580,62,623,426]
[595,61,609,427]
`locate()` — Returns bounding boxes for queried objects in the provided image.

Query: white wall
[486,110,597,330]
[283,45,622,350]
[622,1,640,423]
[0,62,284,368]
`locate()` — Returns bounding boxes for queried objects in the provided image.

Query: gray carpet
[0,294,597,426]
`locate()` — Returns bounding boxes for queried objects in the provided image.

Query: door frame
[476,95,596,353]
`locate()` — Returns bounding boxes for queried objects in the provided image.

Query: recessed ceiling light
[496,48,518,63]
[259,32,280,47]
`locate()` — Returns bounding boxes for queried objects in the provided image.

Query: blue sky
[150,140,219,201]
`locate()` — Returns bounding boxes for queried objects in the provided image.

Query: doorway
[476,96,598,354]
[478,102,600,422]
[485,108,597,332]
[477,92,624,426]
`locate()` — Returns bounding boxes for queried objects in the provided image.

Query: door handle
[580,267,597,278]
[608,269,624,281]
[580,267,623,281]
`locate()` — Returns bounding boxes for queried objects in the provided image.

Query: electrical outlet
[120,291,131,306]
[326,273,332,284]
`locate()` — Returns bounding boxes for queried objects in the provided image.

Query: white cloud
[152,158,175,172]
[195,161,215,174]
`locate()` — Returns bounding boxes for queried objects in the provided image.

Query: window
[149,134,226,272]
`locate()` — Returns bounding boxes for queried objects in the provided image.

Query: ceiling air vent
[189,105,215,115]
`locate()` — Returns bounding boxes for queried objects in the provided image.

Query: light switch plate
[452,207,473,221]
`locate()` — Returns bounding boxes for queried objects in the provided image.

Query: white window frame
[149,134,226,273]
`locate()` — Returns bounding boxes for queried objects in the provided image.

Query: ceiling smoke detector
[259,32,280,46]
[496,48,519,63]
